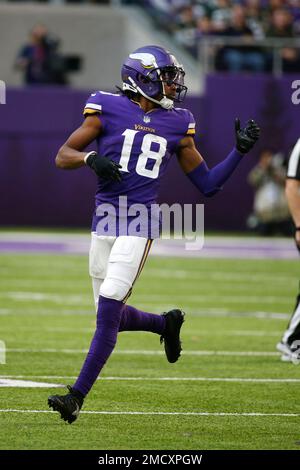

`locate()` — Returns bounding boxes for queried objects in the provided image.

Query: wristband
[84,151,97,165]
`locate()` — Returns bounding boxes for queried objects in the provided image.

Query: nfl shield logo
[143,115,151,124]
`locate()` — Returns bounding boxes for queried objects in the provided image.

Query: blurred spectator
[266,0,289,16]
[266,7,300,72]
[209,0,232,33]
[15,24,68,85]
[174,5,199,52]
[141,0,300,73]
[176,4,196,29]
[289,0,300,35]
[196,14,213,33]
[218,5,266,72]
[247,149,292,236]
[244,0,266,39]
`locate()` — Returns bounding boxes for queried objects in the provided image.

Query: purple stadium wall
[0,74,299,230]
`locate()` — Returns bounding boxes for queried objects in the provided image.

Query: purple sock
[73,296,123,397]
[119,304,165,335]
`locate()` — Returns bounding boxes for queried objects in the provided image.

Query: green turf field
[0,253,299,450]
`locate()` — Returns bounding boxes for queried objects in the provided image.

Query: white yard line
[0,379,62,388]
[146,269,297,284]
[0,326,283,336]
[1,292,90,304]
[1,269,297,284]
[1,375,300,383]
[5,348,280,356]
[0,409,299,417]
[0,308,290,320]
[0,290,294,304]
[1,291,292,304]
[0,309,93,316]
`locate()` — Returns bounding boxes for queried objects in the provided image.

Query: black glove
[85,152,122,182]
[235,118,260,154]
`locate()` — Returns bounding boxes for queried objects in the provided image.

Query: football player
[277,138,300,362]
[48,45,260,423]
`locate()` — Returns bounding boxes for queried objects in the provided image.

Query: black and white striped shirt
[287,138,300,180]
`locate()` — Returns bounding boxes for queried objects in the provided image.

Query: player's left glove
[235,118,260,154]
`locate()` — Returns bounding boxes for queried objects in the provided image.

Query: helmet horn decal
[129,53,158,69]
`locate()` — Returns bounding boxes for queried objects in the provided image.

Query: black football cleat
[48,385,84,424]
[276,341,300,363]
[160,309,185,363]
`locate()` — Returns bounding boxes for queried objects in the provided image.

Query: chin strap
[158,96,174,110]
[122,82,138,94]
[159,81,174,110]
[125,77,174,110]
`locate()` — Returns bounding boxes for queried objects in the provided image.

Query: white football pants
[89,232,152,310]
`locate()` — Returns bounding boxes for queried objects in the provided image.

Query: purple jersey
[83,91,196,236]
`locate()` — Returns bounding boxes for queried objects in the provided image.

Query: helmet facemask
[147,65,187,104]
[121,49,188,110]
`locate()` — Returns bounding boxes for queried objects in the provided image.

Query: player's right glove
[85,151,122,182]
[235,118,260,154]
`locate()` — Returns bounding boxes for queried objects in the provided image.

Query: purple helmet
[121,45,187,109]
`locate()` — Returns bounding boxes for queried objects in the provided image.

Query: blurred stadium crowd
[141,0,300,72]
[6,0,300,74]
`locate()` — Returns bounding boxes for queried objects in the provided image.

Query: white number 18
[119,129,167,179]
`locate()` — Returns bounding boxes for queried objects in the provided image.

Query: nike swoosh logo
[72,403,80,416]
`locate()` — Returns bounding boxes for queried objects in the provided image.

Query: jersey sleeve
[185,109,196,136]
[287,138,300,180]
[83,92,103,117]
